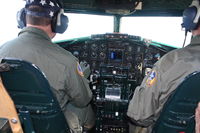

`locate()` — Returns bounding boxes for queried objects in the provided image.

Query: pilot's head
[17,0,68,34]
[182,0,200,35]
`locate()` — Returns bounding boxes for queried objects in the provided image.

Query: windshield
[54,15,192,48]
[53,13,114,41]
[121,17,192,48]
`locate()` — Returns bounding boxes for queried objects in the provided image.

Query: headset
[51,9,68,34]
[17,8,26,29]
[16,7,68,34]
[182,0,200,31]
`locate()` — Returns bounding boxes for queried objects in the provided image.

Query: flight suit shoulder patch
[76,62,84,77]
[146,70,157,87]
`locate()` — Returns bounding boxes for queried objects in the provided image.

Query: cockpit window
[121,17,192,48]
[54,15,192,48]
[53,13,114,41]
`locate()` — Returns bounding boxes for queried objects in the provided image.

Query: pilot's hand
[80,61,91,78]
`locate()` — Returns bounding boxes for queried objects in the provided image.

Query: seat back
[152,71,200,133]
[0,118,12,133]
[0,58,70,133]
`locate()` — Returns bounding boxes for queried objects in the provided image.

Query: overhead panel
[62,0,193,16]
[95,0,136,10]
[135,0,192,16]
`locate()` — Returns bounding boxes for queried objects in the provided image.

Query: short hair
[26,6,51,26]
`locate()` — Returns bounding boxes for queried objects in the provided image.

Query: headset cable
[182,30,188,48]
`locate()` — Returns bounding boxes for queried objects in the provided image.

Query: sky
[121,17,192,48]
[0,0,192,48]
[0,1,24,45]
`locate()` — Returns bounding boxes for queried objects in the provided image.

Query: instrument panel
[56,33,175,133]
[58,33,172,84]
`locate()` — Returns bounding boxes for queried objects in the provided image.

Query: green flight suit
[0,27,95,132]
[127,35,200,133]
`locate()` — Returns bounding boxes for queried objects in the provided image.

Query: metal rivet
[183,121,186,124]
[11,118,18,124]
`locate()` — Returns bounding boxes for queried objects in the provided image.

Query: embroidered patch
[77,62,84,77]
[146,70,157,87]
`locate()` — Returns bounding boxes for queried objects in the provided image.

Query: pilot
[0,0,95,132]
[127,0,200,132]
[196,103,200,133]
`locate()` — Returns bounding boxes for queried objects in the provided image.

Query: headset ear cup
[182,0,200,31]
[183,6,198,31]
[51,10,68,33]
[17,8,26,29]
[55,14,68,33]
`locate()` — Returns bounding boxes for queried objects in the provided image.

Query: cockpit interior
[0,0,197,133]
[56,33,176,132]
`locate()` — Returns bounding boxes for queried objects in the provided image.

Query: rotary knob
[99,52,106,60]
